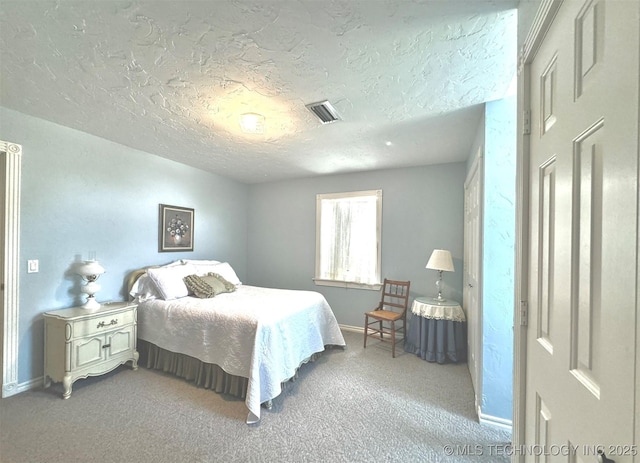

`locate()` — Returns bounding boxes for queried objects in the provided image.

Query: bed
[127,259,346,423]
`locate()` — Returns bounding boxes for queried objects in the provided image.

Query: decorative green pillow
[202,272,236,296]
[183,273,236,299]
[183,274,214,298]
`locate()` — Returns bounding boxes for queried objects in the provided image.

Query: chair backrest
[379,279,410,314]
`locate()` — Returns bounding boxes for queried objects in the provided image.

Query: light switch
[27,259,39,273]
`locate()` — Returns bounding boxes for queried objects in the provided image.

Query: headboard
[126,268,149,299]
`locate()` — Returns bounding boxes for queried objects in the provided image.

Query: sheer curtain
[318,193,379,285]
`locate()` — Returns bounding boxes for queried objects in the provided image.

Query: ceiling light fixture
[239,112,265,134]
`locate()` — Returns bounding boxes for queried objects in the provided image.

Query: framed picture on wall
[159,204,194,252]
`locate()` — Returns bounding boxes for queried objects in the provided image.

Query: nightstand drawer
[72,309,135,338]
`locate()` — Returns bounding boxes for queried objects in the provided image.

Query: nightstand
[43,301,139,399]
[404,297,467,364]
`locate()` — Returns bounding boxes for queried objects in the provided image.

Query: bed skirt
[138,340,325,403]
[138,340,251,399]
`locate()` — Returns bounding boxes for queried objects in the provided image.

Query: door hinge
[520,300,528,326]
[523,109,531,135]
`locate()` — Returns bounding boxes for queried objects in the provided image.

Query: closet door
[463,150,482,414]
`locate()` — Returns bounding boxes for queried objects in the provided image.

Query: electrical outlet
[27,259,39,273]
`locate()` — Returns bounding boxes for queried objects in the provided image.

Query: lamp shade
[77,260,105,278]
[426,249,454,272]
[76,260,105,310]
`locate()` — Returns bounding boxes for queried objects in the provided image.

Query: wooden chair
[364,279,411,358]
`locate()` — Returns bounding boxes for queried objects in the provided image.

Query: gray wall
[247,164,466,328]
[1,107,249,383]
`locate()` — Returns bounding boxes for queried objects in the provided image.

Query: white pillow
[180,259,222,276]
[129,274,161,302]
[209,262,242,286]
[162,260,184,267]
[147,263,197,300]
[181,259,221,266]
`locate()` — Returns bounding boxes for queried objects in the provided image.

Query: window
[315,189,382,290]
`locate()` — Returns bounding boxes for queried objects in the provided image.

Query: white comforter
[137,285,346,423]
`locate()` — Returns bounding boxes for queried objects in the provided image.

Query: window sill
[313,279,382,291]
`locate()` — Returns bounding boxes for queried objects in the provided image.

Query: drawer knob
[102,344,111,349]
[97,319,118,329]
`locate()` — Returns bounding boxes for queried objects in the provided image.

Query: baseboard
[478,409,513,432]
[339,324,363,334]
[1,381,19,398]
[2,376,42,398]
[340,324,403,342]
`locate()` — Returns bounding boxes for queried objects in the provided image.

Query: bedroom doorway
[0,140,21,398]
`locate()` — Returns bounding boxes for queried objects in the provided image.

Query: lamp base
[82,296,101,310]
[433,274,447,302]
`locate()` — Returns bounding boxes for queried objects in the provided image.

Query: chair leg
[363,315,368,349]
[378,321,383,340]
[391,320,396,358]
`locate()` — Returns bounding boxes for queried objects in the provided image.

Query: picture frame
[158,204,194,252]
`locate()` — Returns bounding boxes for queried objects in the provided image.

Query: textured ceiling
[0,1,518,184]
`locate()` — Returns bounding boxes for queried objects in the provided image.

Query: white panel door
[0,150,5,389]
[464,152,482,412]
[525,0,638,461]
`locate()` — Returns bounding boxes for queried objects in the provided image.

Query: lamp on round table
[426,249,454,302]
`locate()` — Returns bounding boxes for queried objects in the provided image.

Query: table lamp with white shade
[77,260,105,309]
[426,249,454,302]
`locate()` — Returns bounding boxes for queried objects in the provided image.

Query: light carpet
[0,330,511,462]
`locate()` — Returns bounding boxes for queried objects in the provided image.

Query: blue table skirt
[404,314,467,364]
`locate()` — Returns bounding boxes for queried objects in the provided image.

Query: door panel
[464,153,482,409]
[525,0,638,460]
[74,337,105,369]
[109,327,134,357]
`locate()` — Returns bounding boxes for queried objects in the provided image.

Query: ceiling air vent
[306,100,341,124]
